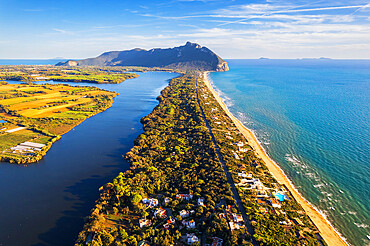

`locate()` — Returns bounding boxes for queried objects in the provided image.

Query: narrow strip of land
[195,76,258,246]
[202,72,348,246]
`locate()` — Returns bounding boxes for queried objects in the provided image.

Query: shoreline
[202,72,349,246]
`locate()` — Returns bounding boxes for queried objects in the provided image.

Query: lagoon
[0,71,178,246]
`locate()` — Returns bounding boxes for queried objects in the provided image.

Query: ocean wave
[354,222,369,228]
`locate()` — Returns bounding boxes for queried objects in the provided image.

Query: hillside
[56,42,229,71]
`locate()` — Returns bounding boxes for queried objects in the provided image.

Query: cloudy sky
[0,0,369,59]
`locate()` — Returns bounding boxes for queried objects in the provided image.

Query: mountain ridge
[56,42,229,71]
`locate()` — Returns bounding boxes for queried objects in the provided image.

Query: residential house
[186,233,199,245]
[269,199,281,208]
[197,197,205,206]
[139,219,151,228]
[180,209,189,218]
[187,219,196,229]
[142,198,159,208]
[211,237,223,246]
[154,207,167,218]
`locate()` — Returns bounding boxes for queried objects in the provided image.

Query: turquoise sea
[209,59,370,246]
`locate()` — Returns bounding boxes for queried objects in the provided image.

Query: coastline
[202,72,349,246]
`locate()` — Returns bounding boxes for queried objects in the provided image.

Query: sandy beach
[202,72,348,246]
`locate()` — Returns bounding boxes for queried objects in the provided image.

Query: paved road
[195,76,258,246]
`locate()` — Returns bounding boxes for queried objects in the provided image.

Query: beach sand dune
[202,72,348,246]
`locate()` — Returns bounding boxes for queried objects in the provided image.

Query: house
[186,233,199,245]
[233,152,240,160]
[259,207,268,214]
[219,213,226,219]
[232,214,243,223]
[142,198,159,208]
[256,198,266,205]
[238,171,248,178]
[269,199,281,208]
[164,197,170,204]
[234,141,244,147]
[163,217,175,230]
[176,193,193,200]
[180,209,189,218]
[238,147,249,152]
[187,219,196,229]
[138,241,150,246]
[139,219,151,228]
[226,136,233,140]
[211,237,223,246]
[154,207,167,218]
[197,197,205,206]
[229,222,239,230]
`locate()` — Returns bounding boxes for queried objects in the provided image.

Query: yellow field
[0,83,116,119]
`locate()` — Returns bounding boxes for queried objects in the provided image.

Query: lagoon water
[0,71,177,245]
[209,59,370,246]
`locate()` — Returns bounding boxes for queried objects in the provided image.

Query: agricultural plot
[0,82,118,164]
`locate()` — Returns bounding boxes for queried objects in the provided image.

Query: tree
[131,194,142,205]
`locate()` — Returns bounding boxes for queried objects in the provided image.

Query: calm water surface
[0,71,178,246]
[210,59,370,246]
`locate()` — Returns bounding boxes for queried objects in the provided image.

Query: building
[154,207,167,218]
[164,197,170,204]
[138,241,150,246]
[142,198,159,208]
[232,214,243,223]
[176,193,193,200]
[211,237,223,246]
[139,219,151,228]
[269,199,281,208]
[187,219,196,229]
[232,152,240,160]
[197,197,205,206]
[234,141,244,147]
[186,233,199,245]
[180,209,189,218]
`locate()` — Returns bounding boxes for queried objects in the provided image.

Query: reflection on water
[0,72,178,246]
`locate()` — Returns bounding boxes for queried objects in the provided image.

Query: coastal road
[195,75,258,246]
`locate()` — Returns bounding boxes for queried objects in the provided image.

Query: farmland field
[0,82,118,164]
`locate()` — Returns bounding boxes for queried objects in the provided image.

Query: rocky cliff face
[56,42,228,72]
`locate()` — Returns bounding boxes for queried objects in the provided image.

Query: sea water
[209,59,370,246]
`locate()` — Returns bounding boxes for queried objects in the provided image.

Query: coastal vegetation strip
[0,82,118,164]
[197,73,323,245]
[75,74,251,246]
[200,72,348,246]
[0,65,138,84]
[76,73,326,246]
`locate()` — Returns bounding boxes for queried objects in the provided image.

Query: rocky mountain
[56,42,229,71]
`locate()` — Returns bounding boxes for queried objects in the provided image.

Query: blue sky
[0,0,369,59]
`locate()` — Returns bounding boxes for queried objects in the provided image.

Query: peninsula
[75,73,339,246]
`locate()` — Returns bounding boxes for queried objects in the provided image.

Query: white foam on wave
[354,222,369,228]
